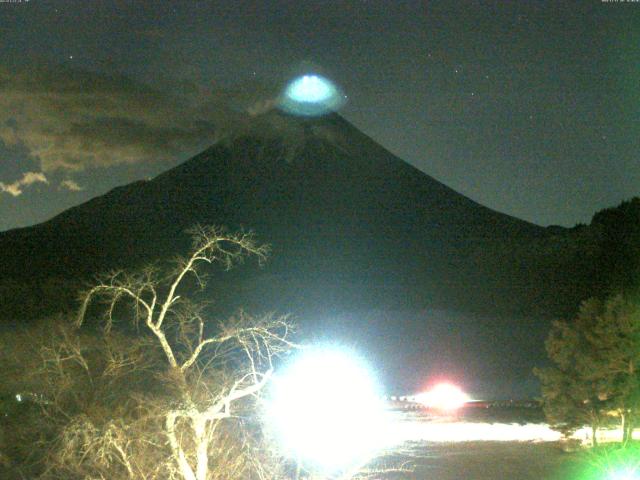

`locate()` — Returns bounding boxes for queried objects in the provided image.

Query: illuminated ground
[362,410,585,480]
[369,440,579,480]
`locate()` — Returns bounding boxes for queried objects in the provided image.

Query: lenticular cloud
[279,74,346,116]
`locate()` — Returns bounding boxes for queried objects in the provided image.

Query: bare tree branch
[60,226,294,480]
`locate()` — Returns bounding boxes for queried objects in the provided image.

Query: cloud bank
[0,65,239,174]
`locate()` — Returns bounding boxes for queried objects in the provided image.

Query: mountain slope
[0,113,553,313]
[3,111,615,395]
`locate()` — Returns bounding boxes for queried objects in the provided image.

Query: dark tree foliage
[589,198,640,297]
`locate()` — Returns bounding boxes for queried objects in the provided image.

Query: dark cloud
[0,65,251,173]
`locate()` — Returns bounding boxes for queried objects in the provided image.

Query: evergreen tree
[535,302,608,444]
[537,295,640,445]
[589,294,640,444]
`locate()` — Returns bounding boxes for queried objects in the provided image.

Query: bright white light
[279,74,345,116]
[265,347,391,473]
[415,383,470,411]
[286,75,334,103]
[609,468,640,480]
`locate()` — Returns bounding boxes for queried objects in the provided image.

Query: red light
[415,383,470,411]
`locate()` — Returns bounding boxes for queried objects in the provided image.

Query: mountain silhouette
[2,111,634,396]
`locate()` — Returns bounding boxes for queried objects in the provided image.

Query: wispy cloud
[0,65,243,174]
[60,179,83,192]
[0,171,48,196]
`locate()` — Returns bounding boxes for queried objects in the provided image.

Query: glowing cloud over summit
[279,74,345,116]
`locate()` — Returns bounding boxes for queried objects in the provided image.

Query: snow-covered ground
[367,441,575,480]
[385,409,640,446]
[358,411,640,479]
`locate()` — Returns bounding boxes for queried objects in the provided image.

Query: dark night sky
[0,0,639,232]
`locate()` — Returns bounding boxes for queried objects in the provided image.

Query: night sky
[0,0,638,232]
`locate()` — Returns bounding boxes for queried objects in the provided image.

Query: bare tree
[58,225,298,480]
[3,226,399,479]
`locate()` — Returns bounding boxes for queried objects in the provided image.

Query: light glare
[609,469,640,480]
[287,75,334,103]
[415,383,470,411]
[265,347,390,472]
[279,74,345,116]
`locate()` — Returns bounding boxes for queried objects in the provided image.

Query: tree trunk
[625,412,633,445]
[621,411,629,444]
[166,413,197,480]
[591,423,598,447]
[194,418,209,480]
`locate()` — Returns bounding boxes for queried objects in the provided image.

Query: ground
[371,440,580,480]
[360,408,590,480]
